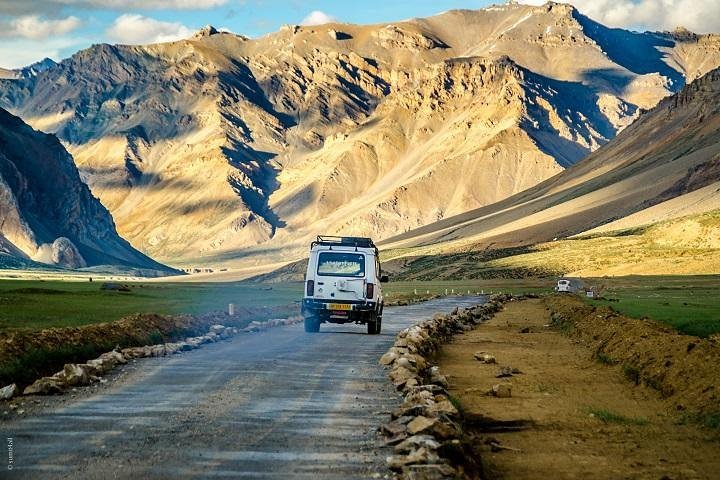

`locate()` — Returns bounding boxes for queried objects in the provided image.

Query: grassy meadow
[0,280,302,331]
[584,275,720,338]
[0,275,717,338]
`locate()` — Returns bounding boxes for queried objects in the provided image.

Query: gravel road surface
[2,296,484,479]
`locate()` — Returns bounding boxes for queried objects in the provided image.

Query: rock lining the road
[15,317,302,397]
[379,294,513,479]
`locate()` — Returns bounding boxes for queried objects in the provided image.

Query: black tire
[367,314,380,335]
[304,317,320,333]
[376,316,382,334]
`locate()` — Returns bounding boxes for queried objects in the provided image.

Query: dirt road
[439,298,720,480]
[1,296,484,479]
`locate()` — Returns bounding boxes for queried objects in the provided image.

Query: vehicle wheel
[376,316,382,334]
[304,317,320,333]
[367,316,378,335]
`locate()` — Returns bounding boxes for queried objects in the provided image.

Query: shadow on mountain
[574,11,685,90]
[84,170,198,190]
[522,70,632,167]
[221,59,297,129]
[222,141,286,230]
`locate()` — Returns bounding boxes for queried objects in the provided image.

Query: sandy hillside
[1,3,719,270]
[382,66,720,278]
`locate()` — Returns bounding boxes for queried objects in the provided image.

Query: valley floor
[439,298,720,479]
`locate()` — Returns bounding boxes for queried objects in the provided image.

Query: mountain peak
[194,25,219,38]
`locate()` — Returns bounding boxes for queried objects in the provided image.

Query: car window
[317,252,365,277]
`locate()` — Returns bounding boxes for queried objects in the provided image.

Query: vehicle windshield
[317,252,365,277]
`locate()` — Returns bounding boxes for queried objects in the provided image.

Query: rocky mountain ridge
[0,107,173,273]
[1,2,719,272]
[0,58,57,80]
[382,65,720,268]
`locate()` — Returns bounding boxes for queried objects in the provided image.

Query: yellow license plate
[327,303,352,311]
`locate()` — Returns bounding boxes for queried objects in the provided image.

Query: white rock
[61,364,90,386]
[0,384,18,400]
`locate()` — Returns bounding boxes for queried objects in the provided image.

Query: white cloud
[518,0,720,33]
[0,0,227,14]
[0,15,82,40]
[106,14,193,45]
[300,10,337,26]
[0,37,81,68]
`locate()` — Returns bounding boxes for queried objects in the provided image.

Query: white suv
[301,236,388,334]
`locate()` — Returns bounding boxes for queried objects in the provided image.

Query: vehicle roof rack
[312,235,378,253]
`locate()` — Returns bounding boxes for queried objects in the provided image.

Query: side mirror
[380,275,389,283]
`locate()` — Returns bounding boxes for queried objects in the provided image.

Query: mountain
[0,58,57,80]
[381,66,720,278]
[0,107,174,273]
[1,2,719,271]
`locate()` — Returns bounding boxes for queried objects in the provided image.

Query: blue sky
[0,0,718,69]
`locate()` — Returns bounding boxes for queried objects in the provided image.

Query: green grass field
[584,275,720,338]
[0,276,717,337]
[0,280,303,331]
[0,278,552,332]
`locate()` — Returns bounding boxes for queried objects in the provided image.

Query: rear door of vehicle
[314,250,367,305]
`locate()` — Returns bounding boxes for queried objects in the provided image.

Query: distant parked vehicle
[555,279,572,293]
[301,236,388,334]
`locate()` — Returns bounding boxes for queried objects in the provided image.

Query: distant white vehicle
[555,279,572,293]
[301,236,388,334]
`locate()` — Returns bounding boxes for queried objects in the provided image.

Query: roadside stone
[61,363,90,386]
[380,420,409,437]
[409,384,447,395]
[0,384,18,400]
[386,447,439,471]
[428,367,449,388]
[401,463,457,479]
[394,435,440,454]
[390,366,419,388]
[23,377,64,395]
[380,351,399,365]
[150,345,166,356]
[407,416,435,435]
[100,350,127,365]
[404,389,434,405]
[393,404,428,419]
[473,352,497,364]
[379,296,513,478]
[396,357,416,370]
[121,347,148,359]
[496,366,514,378]
[404,378,420,390]
[425,399,458,417]
[492,383,512,398]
